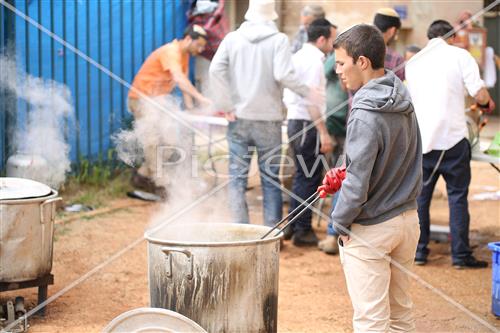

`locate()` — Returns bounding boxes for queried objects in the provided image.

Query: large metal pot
[0,177,61,282]
[145,223,282,333]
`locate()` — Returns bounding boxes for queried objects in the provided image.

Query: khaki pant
[339,210,420,332]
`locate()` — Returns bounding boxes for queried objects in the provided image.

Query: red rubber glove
[475,97,496,114]
[317,167,346,198]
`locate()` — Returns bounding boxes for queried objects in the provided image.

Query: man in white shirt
[283,18,335,246]
[406,20,494,269]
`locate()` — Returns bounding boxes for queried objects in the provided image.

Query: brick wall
[278,1,484,53]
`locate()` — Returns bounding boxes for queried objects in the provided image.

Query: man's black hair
[373,13,401,33]
[427,20,455,39]
[307,18,334,43]
[333,24,385,70]
[183,24,207,41]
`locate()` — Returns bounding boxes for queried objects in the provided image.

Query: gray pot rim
[145,222,283,247]
[0,190,58,204]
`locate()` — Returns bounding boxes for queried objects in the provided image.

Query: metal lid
[0,177,52,200]
[102,308,207,333]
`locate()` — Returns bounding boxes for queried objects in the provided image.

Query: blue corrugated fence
[0,0,189,173]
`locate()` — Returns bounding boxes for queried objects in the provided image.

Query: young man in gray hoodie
[320,24,422,332]
[209,0,315,227]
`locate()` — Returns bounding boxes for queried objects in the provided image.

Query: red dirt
[1,161,499,332]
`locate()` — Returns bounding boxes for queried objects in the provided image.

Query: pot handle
[40,197,62,224]
[161,247,194,280]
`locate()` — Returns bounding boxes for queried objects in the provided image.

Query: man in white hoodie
[209,0,314,227]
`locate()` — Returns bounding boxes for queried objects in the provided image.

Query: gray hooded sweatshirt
[209,21,310,121]
[332,71,422,235]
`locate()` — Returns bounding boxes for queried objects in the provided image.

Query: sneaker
[318,235,339,255]
[414,253,427,266]
[453,256,488,269]
[414,257,427,266]
[292,229,318,247]
[283,226,294,240]
[414,248,429,266]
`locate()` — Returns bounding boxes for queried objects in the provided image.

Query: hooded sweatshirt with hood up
[332,70,422,235]
[209,21,310,121]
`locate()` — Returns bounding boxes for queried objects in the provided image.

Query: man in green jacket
[318,52,349,255]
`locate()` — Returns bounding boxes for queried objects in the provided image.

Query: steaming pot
[145,223,282,333]
[0,177,61,282]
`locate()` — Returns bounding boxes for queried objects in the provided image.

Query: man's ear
[357,56,371,70]
[446,35,457,45]
[389,26,398,39]
[316,36,326,48]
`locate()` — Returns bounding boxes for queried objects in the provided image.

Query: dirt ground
[2,160,500,332]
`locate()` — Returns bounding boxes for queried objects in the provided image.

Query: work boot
[318,235,339,255]
[292,229,318,247]
[283,226,294,240]
[452,255,488,269]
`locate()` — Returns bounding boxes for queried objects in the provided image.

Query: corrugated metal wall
[0,0,189,173]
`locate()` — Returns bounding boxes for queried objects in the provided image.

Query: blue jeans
[416,138,472,262]
[227,119,283,227]
[287,119,325,232]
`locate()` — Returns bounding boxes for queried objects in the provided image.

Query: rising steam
[0,56,73,189]
[113,95,231,228]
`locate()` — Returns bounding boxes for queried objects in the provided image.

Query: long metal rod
[489,162,500,173]
[272,196,321,239]
[260,192,319,239]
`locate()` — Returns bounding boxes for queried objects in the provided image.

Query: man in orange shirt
[128,24,211,111]
[128,24,211,195]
